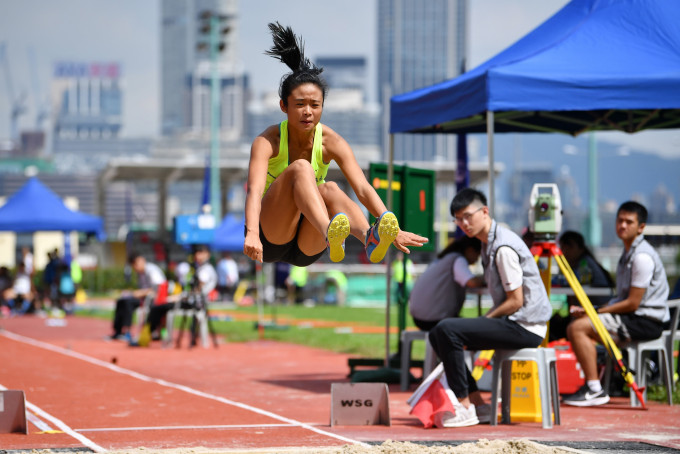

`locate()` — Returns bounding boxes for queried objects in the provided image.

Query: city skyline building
[51,61,122,141]
[160,0,247,140]
[316,56,368,95]
[50,61,152,173]
[377,0,467,162]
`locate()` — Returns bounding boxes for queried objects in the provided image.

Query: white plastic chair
[604,299,680,406]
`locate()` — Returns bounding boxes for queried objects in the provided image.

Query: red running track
[1,315,680,451]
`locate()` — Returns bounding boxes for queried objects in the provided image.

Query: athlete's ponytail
[265,22,328,105]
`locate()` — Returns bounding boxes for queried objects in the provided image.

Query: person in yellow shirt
[392,251,415,301]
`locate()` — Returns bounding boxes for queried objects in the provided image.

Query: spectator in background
[21,246,33,271]
[409,236,484,331]
[175,260,192,291]
[217,252,239,301]
[274,262,291,301]
[145,245,217,346]
[392,251,415,303]
[70,255,83,294]
[0,266,12,310]
[564,201,669,407]
[21,246,34,281]
[7,262,34,314]
[670,277,680,300]
[287,265,309,304]
[109,253,167,342]
[56,261,76,312]
[42,251,59,306]
[549,230,615,342]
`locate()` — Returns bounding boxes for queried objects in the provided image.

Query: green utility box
[368,163,435,252]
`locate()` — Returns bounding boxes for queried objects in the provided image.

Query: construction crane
[0,41,28,140]
[28,46,50,130]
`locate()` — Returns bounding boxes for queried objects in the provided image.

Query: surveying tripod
[530,240,647,409]
[471,240,647,409]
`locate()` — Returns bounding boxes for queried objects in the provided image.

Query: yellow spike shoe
[365,211,399,263]
[326,213,350,262]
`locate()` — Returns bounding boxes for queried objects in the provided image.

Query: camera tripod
[530,240,647,409]
[172,290,219,349]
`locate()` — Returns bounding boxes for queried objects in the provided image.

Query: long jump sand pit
[54,439,583,454]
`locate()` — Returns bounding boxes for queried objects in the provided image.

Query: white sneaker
[436,403,479,428]
[475,403,491,424]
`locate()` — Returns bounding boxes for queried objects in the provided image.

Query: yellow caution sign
[509,360,552,423]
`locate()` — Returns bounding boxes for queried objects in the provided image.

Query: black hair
[559,230,615,288]
[559,230,587,251]
[127,251,142,265]
[437,235,482,259]
[265,22,328,106]
[450,188,487,215]
[617,200,648,224]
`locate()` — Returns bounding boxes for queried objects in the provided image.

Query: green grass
[77,302,481,358]
[75,303,679,403]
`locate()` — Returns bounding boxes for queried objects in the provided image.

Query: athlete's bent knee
[287,159,314,175]
[318,181,340,197]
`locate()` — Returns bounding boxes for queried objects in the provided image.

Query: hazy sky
[1,0,678,158]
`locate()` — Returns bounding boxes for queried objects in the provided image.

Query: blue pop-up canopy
[389,0,680,214]
[0,177,106,240]
[211,214,245,252]
[390,0,680,136]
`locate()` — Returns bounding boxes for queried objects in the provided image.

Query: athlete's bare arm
[323,125,428,253]
[244,126,278,262]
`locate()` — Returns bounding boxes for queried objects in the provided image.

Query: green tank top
[264,120,329,194]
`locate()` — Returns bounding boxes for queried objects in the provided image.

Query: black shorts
[259,217,325,267]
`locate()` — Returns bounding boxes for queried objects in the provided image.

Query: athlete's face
[281,83,323,131]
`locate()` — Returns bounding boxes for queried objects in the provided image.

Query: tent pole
[486,110,495,215]
[385,133,394,367]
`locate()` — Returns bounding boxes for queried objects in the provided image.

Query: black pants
[112,297,141,336]
[429,317,544,399]
[412,317,442,332]
[146,303,175,333]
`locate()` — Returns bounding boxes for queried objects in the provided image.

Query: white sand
[27,439,587,454]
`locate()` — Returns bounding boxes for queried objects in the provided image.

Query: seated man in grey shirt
[564,201,669,407]
[428,188,552,427]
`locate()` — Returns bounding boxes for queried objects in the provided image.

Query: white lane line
[77,423,315,432]
[26,410,55,432]
[0,383,105,452]
[25,400,107,452]
[1,330,370,448]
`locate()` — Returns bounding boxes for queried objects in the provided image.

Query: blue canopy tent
[0,177,106,241]
[389,0,680,213]
[211,214,245,252]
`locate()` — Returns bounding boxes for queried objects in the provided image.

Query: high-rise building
[51,62,122,140]
[377,0,467,162]
[160,0,247,140]
[316,57,368,94]
[50,61,151,173]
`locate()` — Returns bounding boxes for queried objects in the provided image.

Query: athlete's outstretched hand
[393,230,428,254]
